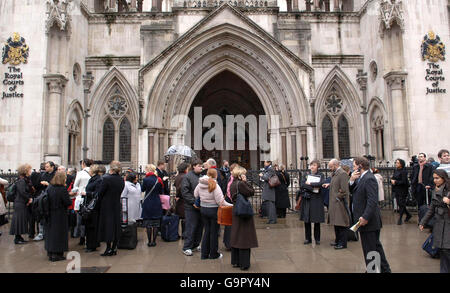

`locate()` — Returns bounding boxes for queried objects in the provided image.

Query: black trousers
[277,208,286,218]
[334,226,348,247]
[200,207,220,259]
[183,208,203,251]
[395,192,411,220]
[415,184,431,208]
[231,247,251,269]
[359,230,391,273]
[223,225,231,249]
[305,222,320,241]
[440,248,450,273]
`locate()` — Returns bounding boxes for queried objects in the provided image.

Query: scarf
[146,172,163,185]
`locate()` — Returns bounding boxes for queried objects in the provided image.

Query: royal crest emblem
[421,31,445,62]
[2,33,29,65]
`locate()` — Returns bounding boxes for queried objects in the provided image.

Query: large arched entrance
[188,70,265,170]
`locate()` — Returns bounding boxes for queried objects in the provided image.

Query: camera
[410,155,418,167]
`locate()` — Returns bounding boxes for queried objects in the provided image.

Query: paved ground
[0,210,440,273]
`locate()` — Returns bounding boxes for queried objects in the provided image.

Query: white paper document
[306,175,321,184]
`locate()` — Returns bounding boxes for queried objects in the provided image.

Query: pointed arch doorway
[188,70,266,170]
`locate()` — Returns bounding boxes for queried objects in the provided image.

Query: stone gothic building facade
[0,0,449,170]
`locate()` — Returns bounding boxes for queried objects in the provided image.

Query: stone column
[313,0,320,10]
[300,129,308,168]
[268,129,281,164]
[148,128,157,164]
[130,0,138,11]
[280,129,287,167]
[137,0,144,11]
[376,129,383,160]
[82,72,94,160]
[333,0,339,11]
[292,0,298,11]
[44,74,68,164]
[289,128,297,169]
[384,72,409,162]
[357,70,369,156]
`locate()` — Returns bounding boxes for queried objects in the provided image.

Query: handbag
[269,175,281,188]
[79,193,98,221]
[232,183,254,218]
[217,205,233,226]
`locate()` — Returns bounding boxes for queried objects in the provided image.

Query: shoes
[78,237,85,246]
[334,245,347,250]
[49,255,66,262]
[405,214,412,223]
[100,249,116,256]
[240,267,249,271]
[397,218,403,225]
[183,249,193,256]
[14,239,27,245]
[210,253,223,260]
[315,241,321,245]
[33,234,44,241]
[266,221,277,224]
[330,242,337,246]
[85,248,96,253]
[148,242,156,247]
[195,246,201,252]
[304,240,312,245]
[232,264,240,268]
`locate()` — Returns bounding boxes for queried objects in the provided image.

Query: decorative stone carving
[108,95,128,119]
[46,0,72,33]
[379,0,404,37]
[325,89,344,116]
[356,70,368,91]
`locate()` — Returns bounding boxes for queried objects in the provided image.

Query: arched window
[119,117,132,162]
[322,115,334,159]
[338,115,350,158]
[103,118,115,163]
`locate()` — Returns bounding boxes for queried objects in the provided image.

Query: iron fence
[0,166,416,218]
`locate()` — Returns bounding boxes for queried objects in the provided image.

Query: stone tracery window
[322,115,334,159]
[102,89,132,163]
[338,115,350,158]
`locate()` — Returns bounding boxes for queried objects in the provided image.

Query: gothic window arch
[370,105,386,161]
[101,87,133,163]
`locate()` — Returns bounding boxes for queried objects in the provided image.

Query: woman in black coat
[275,165,291,218]
[81,164,105,252]
[229,166,258,271]
[97,161,125,256]
[9,164,34,244]
[299,160,325,245]
[44,171,72,261]
[391,159,411,225]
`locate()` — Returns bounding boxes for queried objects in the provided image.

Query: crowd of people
[0,148,448,272]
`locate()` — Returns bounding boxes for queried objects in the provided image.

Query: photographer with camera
[410,153,435,211]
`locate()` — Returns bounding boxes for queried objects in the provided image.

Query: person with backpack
[194,168,232,260]
[9,164,34,244]
[44,171,72,261]
[141,164,163,247]
[419,169,450,273]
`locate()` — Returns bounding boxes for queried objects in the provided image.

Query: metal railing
[0,166,415,217]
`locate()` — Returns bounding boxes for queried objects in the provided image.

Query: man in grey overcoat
[327,159,351,249]
[259,161,277,224]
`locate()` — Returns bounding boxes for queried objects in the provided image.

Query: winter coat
[97,173,124,243]
[9,177,32,236]
[328,168,351,227]
[391,168,409,197]
[230,180,258,249]
[141,174,163,220]
[300,172,325,223]
[261,165,276,202]
[420,186,450,249]
[72,168,91,211]
[44,185,72,253]
[181,170,201,210]
[156,168,170,195]
[174,173,186,218]
[275,171,291,209]
[374,173,385,202]
[193,176,232,208]
[121,181,142,222]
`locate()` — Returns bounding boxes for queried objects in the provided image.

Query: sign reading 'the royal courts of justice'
[422,31,446,95]
[2,32,28,100]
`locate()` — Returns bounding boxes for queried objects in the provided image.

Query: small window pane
[119,117,131,162]
[322,116,334,158]
[103,118,115,163]
[338,115,350,159]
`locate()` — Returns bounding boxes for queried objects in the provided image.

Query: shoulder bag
[232,182,254,219]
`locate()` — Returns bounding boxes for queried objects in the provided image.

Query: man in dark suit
[410,153,435,208]
[156,160,170,195]
[350,157,391,273]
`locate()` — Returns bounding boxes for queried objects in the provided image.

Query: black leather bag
[233,183,254,219]
[79,194,98,221]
